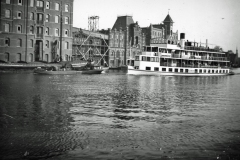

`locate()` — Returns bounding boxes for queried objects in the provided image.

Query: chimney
[180,33,185,49]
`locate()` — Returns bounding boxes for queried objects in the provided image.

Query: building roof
[112,16,134,30]
[152,24,165,29]
[163,14,174,23]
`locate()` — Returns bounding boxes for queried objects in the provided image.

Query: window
[4,53,10,62]
[180,69,183,72]
[30,39,34,48]
[65,30,68,37]
[29,26,34,34]
[36,0,44,7]
[5,23,10,32]
[55,15,59,23]
[55,28,59,36]
[30,12,34,20]
[169,68,173,72]
[46,1,50,9]
[17,53,21,61]
[185,69,189,73]
[45,27,49,35]
[175,68,178,72]
[65,4,69,12]
[55,3,60,10]
[46,40,49,48]
[17,11,22,19]
[46,14,50,22]
[162,68,166,72]
[65,17,69,24]
[18,0,22,5]
[146,67,151,71]
[17,25,22,33]
[30,0,34,7]
[6,0,10,4]
[5,38,10,46]
[5,10,11,18]
[195,69,198,73]
[17,39,22,47]
[154,67,159,71]
[65,42,69,49]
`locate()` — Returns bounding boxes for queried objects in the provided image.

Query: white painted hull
[127,69,230,76]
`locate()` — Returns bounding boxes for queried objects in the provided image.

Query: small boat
[34,60,103,75]
[33,69,103,75]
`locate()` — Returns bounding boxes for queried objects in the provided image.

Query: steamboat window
[204,69,206,73]
[154,67,159,71]
[223,70,225,73]
[169,68,173,72]
[199,69,202,73]
[195,69,198,73]
[162,68,166,72]
[219,70,221,73]
[216,70,218,73]
[175,68,178,72]
[142,56,146,61]
[212,70,214,73]
[135,66,139,69]
[226,70,229,73]
[147,57,151,61]
[156,57,159,62]
[135,56,139,61]
[185,69,188,73]
[208,70,211,73]
[180,69,183,72]
[146,67,151,70]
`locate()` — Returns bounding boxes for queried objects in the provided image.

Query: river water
[0,69,240,160]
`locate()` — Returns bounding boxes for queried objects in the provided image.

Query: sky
[73,0,240,54]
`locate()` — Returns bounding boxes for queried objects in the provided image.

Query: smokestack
[180,33,185,49]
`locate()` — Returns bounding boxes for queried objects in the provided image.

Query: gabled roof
[112,16,134,30]
[163,14,174,23]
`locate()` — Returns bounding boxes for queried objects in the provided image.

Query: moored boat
[127,33,234,76]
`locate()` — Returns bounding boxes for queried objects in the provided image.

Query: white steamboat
[127,33,233,76]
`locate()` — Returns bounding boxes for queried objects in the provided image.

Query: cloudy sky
[73,0,240,54]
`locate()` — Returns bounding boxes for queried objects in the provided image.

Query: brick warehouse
[0,0,73,63]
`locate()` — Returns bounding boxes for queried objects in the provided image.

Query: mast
[60,1,63,61]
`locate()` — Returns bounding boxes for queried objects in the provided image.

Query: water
[0,69,240,160]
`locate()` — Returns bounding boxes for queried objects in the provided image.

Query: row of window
[5,0,70,12]
[3,52,34,62]
[4,38,69,49]
[142,67,229,74]
[4,10,70,25]
[4,24,70,37]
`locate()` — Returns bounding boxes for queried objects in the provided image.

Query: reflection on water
[0,70,240,160]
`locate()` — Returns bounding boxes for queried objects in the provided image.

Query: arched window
[29,26,34,34]
[45,54,49,62]
[65,42,69,49]
[65,29,69,37]
[17,39,22,47]
[55,15,59,23]
[30,12,34,20]
[17,53,21,62]
[5,38,10,46]
[65,17,69,24]
[45,27,49,35]
[55,28,59,36]
[171,30,172,36]
[4,53,10,62]
[17,25,22,33]
[46,1,50,9]
[46,40,49,48]
[46,14,50,22]
[135,36,139,45]
[5,23,10,32]
[65,4,69,12]
[168,40,170,44]
[5,9,11,18]
[55,3,60,10]
[17,11,22,19]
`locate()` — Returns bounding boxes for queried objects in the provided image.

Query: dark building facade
[0,0,73,63]
[108,15,146,68]
[142,14,178,45]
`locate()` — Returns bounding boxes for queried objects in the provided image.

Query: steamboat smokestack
[180,33,185,49]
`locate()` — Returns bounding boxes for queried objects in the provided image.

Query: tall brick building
[142,14,178,45]
[108,15,146,68]
[0,0,73,63]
